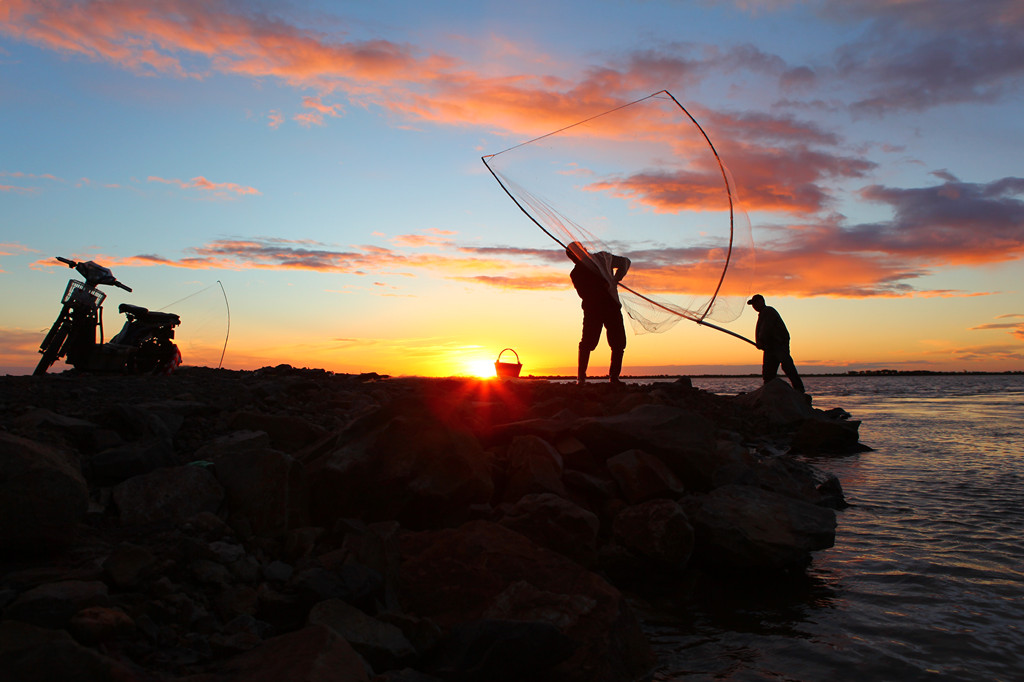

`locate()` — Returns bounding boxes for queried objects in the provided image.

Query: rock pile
[0,367,866,681]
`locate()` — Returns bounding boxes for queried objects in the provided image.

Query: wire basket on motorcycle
[62,279,106,307]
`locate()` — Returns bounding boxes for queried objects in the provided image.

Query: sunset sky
[2,0,1022,377]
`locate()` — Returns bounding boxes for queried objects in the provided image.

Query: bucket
[494,348,522,378]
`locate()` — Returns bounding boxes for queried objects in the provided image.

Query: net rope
[482,90,755,344]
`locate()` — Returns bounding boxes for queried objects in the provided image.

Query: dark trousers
[580,307,626,352]
[762,346,805,393]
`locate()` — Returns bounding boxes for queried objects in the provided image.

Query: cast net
[482,90,755,343]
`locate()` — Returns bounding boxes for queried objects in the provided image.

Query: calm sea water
[640,374,1024,682]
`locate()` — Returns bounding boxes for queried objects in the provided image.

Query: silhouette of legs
[577,346,591,385]
[763,347,805,393]
[609,348,624,384]
[578,308,626,385]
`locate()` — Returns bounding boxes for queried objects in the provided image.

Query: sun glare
[467,359,496,379]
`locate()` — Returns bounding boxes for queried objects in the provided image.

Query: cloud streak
[148,175,260,197]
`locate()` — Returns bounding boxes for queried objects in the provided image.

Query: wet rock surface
[0,366,866,681]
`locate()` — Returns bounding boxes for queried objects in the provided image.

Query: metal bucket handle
[495,348,520,365]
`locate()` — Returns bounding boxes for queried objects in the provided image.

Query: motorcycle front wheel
[33,319,70,376]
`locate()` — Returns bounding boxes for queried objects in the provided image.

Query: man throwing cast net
[566,241,631,385]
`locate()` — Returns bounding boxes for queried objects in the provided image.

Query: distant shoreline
[527,370,1024,380]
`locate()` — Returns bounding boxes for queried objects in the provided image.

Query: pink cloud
[148,175,259,196]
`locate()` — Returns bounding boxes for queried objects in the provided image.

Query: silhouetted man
[748,294,806,394]
[566,241,630,385]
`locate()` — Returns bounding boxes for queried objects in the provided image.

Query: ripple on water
[649,375,1024,681]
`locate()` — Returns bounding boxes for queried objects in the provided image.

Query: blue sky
[2,0,1022,376]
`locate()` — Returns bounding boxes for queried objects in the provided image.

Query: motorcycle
[34,256,182,376]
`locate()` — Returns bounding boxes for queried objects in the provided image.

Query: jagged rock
[112,464,224,526]
[68,606,136,644]
[732,378,816,426]
[498,493,600,567]
[0,369,863,682]
[611,499,695,571]
[573,404,721,491]
[792,415,868,455]
[501,434,567,503]
[307,415,493,529]
[687,484,837,570]
[9,408,104,451]
[4,580,109,629]
[227,411,328,453]
[204,624,369,682]
[0,431,88,553]
[0,620,140,682]
[747,456,848,508]
[573,404,716,462]
[308,598,416,670]
[291,564,384,611]
[398,520,654,682]
[606,448,685,503]
[79,404,181,486]
[210,447,309,537]
[340,520,403,611]
[103,543,158,589]
[194,429,272,459]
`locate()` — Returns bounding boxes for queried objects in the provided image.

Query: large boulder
[398,520,654,682]
[497,493,600,568]
[112,464,224,526]
[227,411,328,453]
[84,404,178,485]
[9,408,106,452]
[307,415,493,529]
[607,448,685,503]
[572,404,720,490]
[0,620,139,682]
[792,415,868,455]
[687,484,836,570]
[3,580,109,629]
[611,499,695,571]
[573,404,716,460]
[0,432,88,552]
[308,598,416,669]
[207,624,369,682]
[501,435,567,503]
[210,447,309,538]
[731,379,815,426]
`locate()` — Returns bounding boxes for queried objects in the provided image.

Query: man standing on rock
[748,294,806,395]
[565,241,630,385]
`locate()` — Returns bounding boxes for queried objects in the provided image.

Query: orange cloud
[0,0,447,86]
[970,315,1024,342]
[148,175,259,196]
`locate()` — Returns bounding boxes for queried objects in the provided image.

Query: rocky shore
[0,367,867,682]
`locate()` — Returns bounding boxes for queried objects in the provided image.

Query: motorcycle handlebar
[53,255,132,291]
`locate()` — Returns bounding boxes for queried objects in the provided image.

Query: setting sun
[466,359,496,379]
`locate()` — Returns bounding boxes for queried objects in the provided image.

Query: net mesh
[483,90,755,337]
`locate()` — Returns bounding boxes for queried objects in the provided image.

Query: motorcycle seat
[118,303,181,325]
[119,303,149,316]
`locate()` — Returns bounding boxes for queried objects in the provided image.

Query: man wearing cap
[565,241,630,385]
[747,294,806,395]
